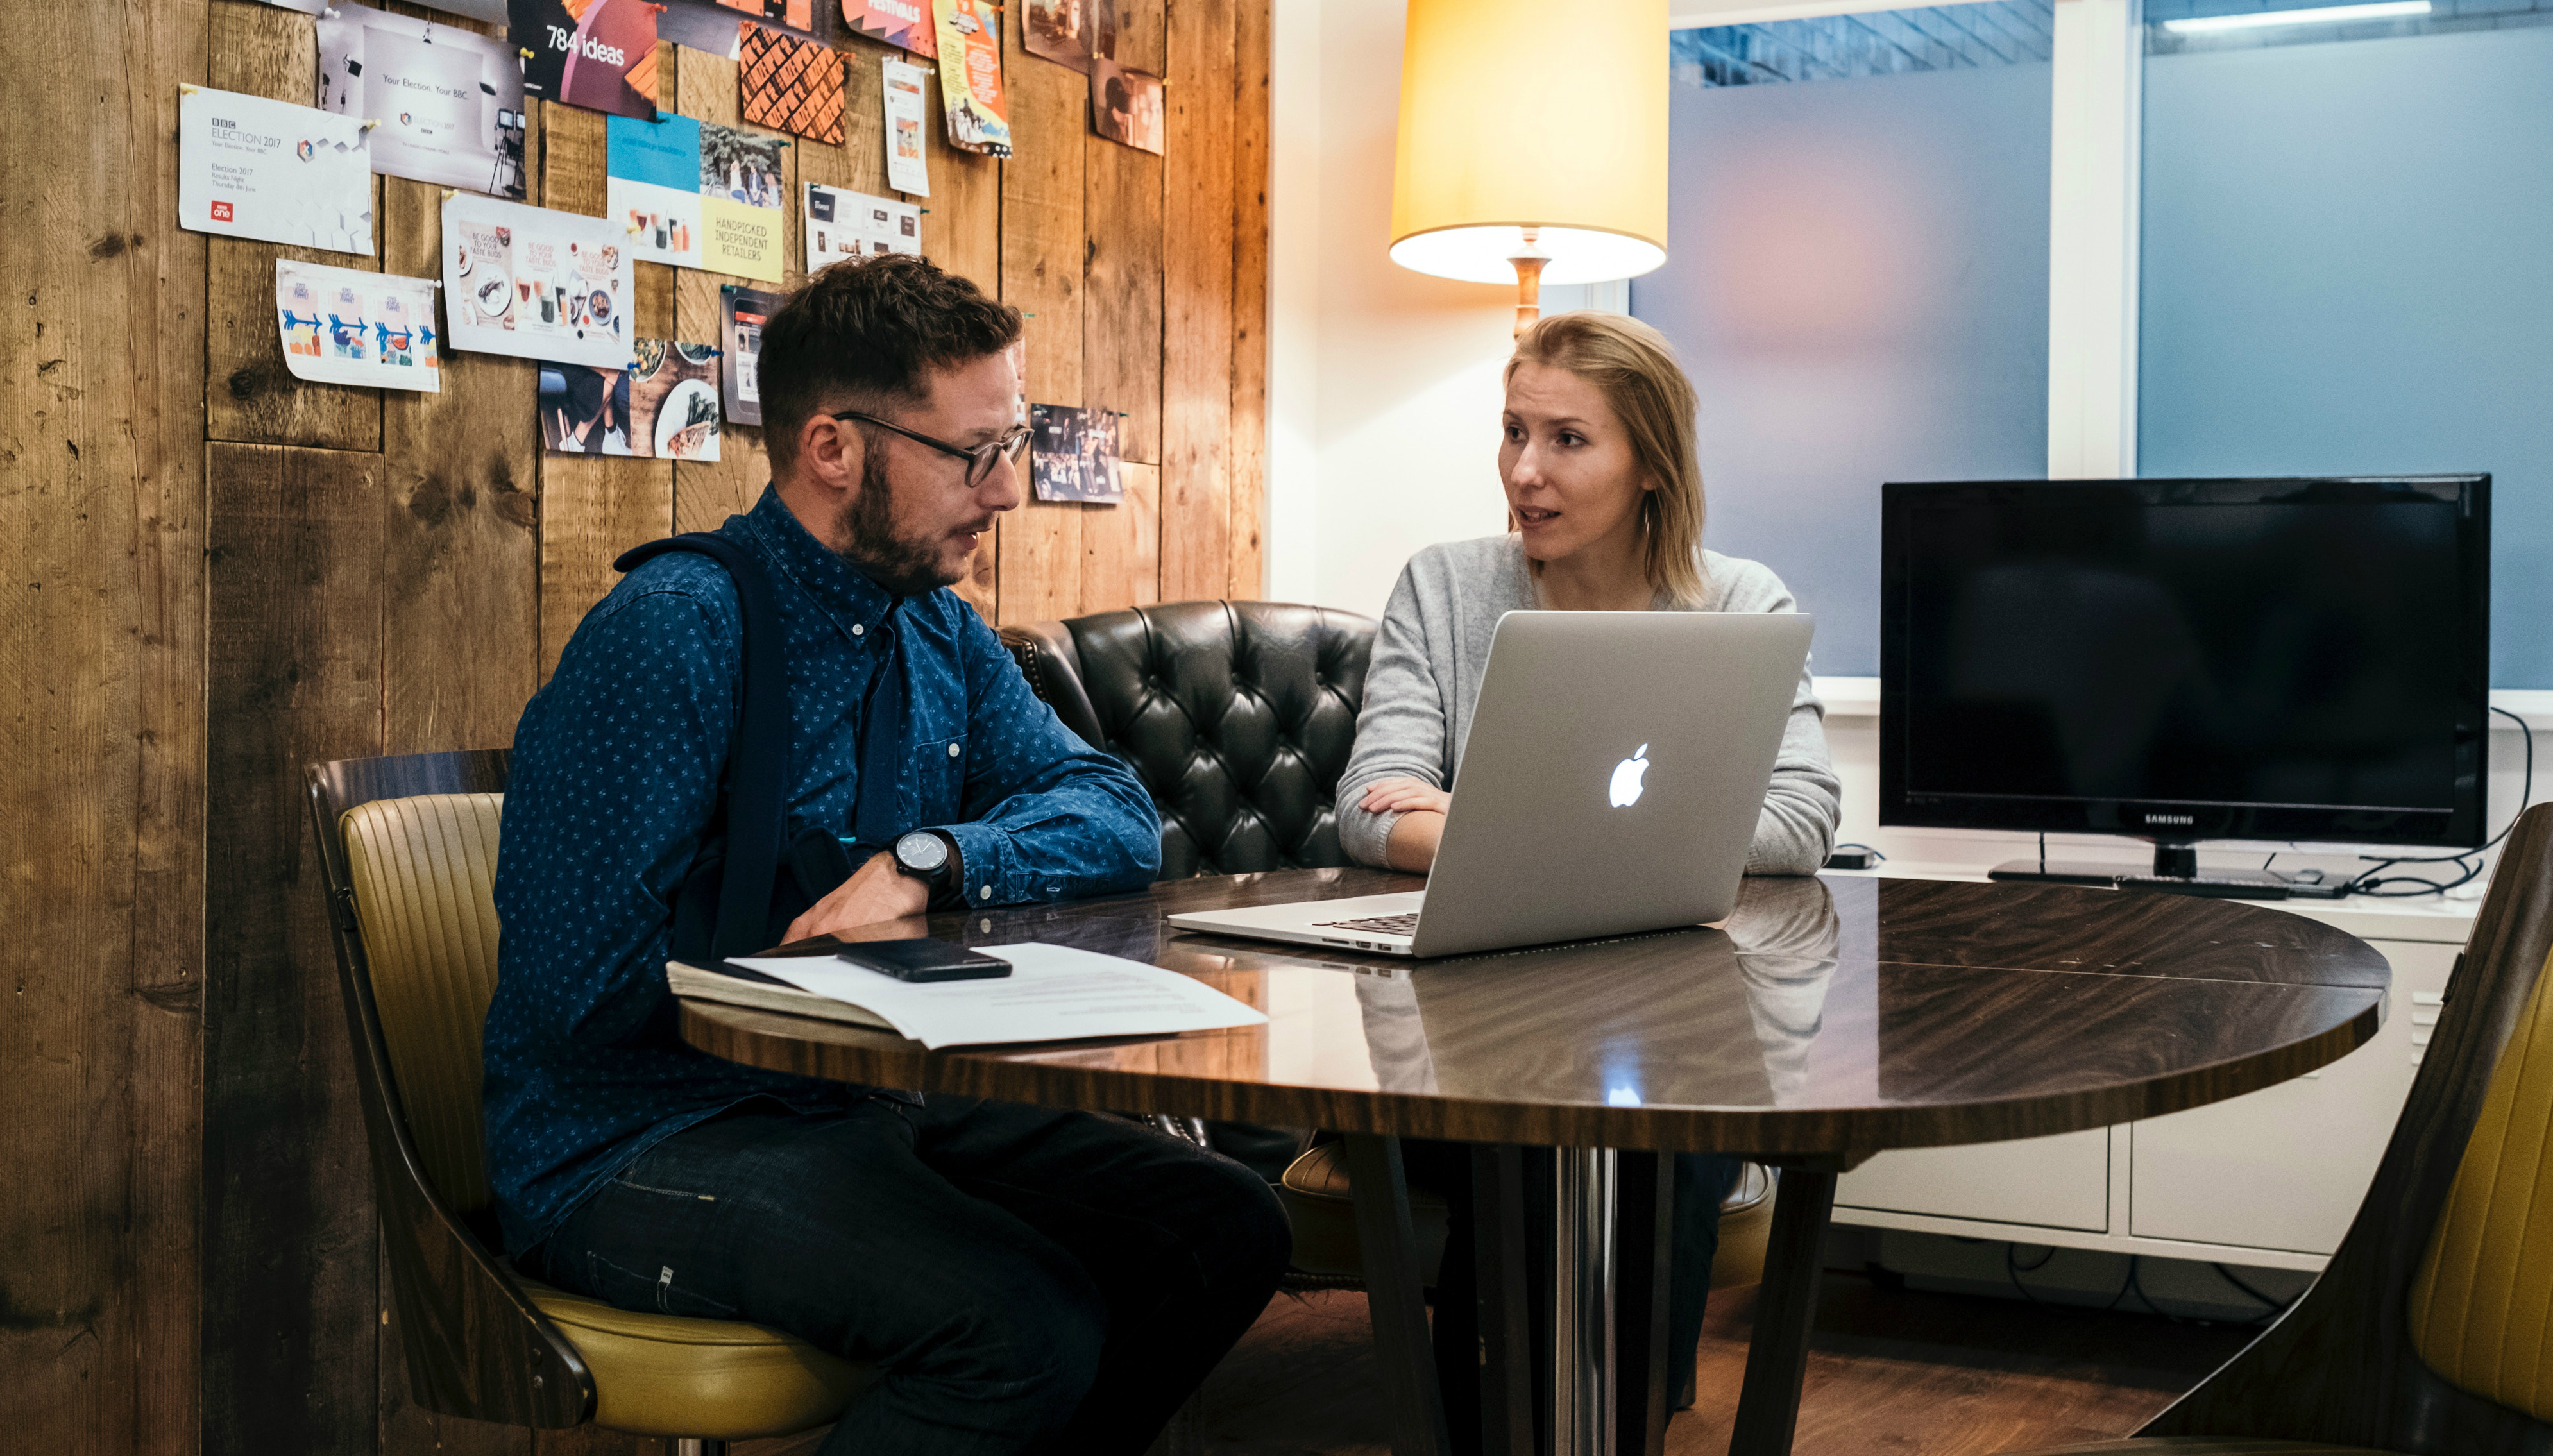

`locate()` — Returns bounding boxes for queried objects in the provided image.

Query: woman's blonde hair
[1506,311,1708,607]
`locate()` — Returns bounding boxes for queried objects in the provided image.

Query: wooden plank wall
[0,1,1271,1452]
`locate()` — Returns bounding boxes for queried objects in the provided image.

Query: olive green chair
[2001,804,2553,1456]
[306,751,870,1454]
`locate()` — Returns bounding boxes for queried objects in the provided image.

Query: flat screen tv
[1879,476,2490,895]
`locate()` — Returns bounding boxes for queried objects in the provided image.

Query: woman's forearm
[1384,809,1446,874]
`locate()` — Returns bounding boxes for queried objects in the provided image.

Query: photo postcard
[718,284,781,425]
[630,339,726,461]
[882,56,931,194]
[316,4,528,199]
[442,192,634,369]
[608,113,706,269]
[700,122,789,282]
[512,0,660,120]
[740,26,845,144]
[539,358,636,455]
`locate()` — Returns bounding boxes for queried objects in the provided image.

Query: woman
[1337,310,1842,1428]
[1339,309,1840,874]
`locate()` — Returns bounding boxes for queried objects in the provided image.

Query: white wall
[1267,0,1518,618]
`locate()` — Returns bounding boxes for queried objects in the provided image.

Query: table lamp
[1389,0,1669,336]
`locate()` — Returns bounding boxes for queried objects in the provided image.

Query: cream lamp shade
[1389,0,1668,330]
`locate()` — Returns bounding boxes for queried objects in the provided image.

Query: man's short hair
[759,254,1022,472]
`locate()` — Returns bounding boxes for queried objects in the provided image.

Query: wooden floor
[743,1269,2253,1455]
[1196,1273,2253,1456]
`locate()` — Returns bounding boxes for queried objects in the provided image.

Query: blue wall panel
[1635,61,2051,679]
[2142,28,2553,688]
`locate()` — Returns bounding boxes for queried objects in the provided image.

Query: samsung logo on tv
[2142,813,2196,825]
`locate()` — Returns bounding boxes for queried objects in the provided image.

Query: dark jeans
[1402,1140,1742,1446]
[526,1096,1293,1456]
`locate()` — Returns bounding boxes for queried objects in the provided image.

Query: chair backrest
[2142,803,2553,1452]
[307,750,594,1428]
[999,600,1376,879]
[340,790,505,1214]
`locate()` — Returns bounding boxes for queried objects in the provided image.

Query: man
[488,255,1290,1455]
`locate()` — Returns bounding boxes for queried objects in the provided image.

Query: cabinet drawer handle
[2413,992,2447,1006]
[2411,1029,2432,1048]
[2414,1008,2441,1027]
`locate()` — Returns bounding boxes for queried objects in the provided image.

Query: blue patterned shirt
[486,486,1160,1255]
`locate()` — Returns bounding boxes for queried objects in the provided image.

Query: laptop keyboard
[1314,913,1420,935]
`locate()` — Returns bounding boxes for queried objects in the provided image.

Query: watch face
[895,831,949,875]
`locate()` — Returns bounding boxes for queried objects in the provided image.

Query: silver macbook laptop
[1167,610,1815,959]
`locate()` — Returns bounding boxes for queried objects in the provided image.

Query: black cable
[2346,706,2532,898]
[1833,842,1886,863]
[2004,1242,2058,1309]
[2210,1262,2300,1325]
[2126,1256,2184,1322]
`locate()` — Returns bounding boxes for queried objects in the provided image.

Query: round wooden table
[681,868,2389,1456]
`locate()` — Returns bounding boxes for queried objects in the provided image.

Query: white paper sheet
[179,86,375,255]
[441,192,636,369]
[315,4,529,199]
[732,942,1268,1050]
[275,260,441,391]
[883,57,931,196]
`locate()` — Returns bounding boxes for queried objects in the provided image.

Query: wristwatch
[891,829,962,898]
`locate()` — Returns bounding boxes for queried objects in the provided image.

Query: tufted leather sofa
[998,600,1377,881]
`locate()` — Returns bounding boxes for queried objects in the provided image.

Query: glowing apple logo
[1608,744,1650,808]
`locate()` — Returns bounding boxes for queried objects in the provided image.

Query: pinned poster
[844,0,935,58]
[805,183,920,274]
[718,284,780,426]
[1023,0,1101,73]
[931,0,1010,158]
[316,4,528,199]
[275,260,441,391]
[740,27,844,145]
[699,122,787,282]
[441,192,634,369]
[607,113,705,269]
[178,87,375,254]
[883,56,929,195]
[512,0,660,121]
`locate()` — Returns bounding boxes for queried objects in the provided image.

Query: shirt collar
[731,485,899,645]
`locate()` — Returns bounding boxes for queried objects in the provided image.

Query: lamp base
[1509,230,1547,338]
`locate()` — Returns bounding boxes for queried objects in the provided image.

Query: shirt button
[852,623,865,636]
[979,885,992,901]
[947,742,961,758]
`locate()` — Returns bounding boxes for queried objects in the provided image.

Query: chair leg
[1343,1132,1451,1456]
[672,1441,726,1456]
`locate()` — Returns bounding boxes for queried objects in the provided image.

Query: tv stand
[1988,839,2291,899]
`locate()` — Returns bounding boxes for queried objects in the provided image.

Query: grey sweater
[1336,535,1842,876]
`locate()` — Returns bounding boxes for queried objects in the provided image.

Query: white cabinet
[2125,938,2457,1253]
[1838,1127,2111,1232]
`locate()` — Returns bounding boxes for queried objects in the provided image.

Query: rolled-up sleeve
[1336,565,1452,868]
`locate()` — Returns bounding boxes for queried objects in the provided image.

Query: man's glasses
[833,410,1031,489]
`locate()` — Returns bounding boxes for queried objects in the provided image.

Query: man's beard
[836,448,962,598]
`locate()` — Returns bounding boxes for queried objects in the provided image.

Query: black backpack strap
[615,533,788,960]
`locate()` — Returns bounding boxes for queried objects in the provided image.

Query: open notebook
[668,942,1267,1050]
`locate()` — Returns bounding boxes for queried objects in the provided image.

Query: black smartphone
[835,938,1013,983]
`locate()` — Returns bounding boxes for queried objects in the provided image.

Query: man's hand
[783,850,932,944]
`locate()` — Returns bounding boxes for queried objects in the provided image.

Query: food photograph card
[882,56,930,194]
[699,122,788,282]
[538,356,636,455]
[718,284,780,425]
[608,113,706,269]
[1029,403,1123,504]
[804,183,920,273]
[441,193,634,369]
[1023,0,1099,73]
[931,0,1011,158]
[631,339,725,461]
[512,0,660,120]
[315,4,528,199]
[740,27,845,145]
[178,86,375,254]
[275,260,441,390]
[844,0,936,57]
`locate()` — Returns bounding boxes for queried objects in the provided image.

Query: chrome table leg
[1552,1146,1618,1456]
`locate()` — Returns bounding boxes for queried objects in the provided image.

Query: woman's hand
[1358,777,1450,818]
